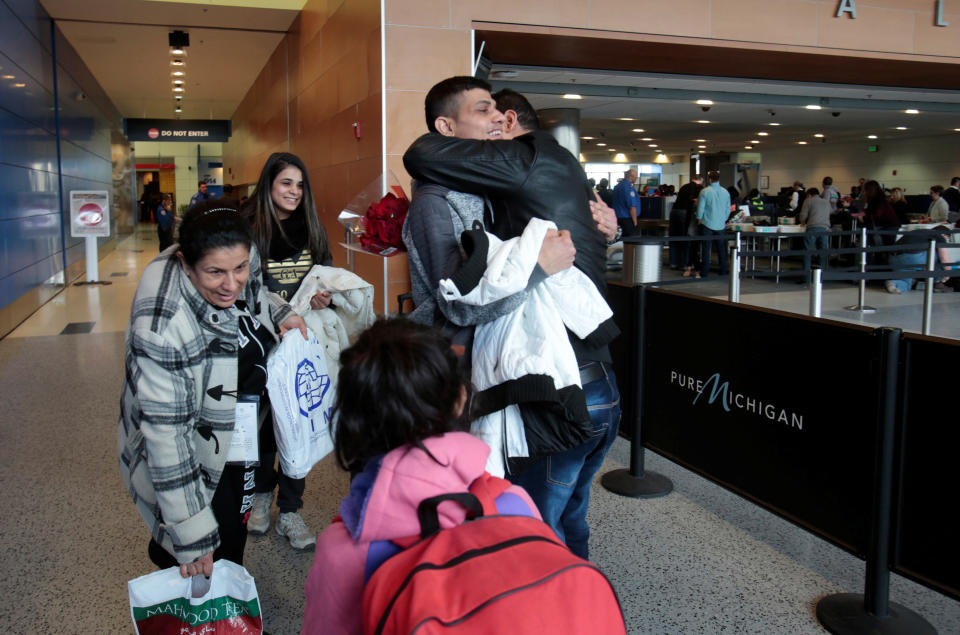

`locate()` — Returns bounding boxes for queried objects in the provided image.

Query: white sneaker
[247,492,273,534]
[884,281,902,295]
[276,512,316,550]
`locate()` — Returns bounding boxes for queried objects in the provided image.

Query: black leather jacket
[403,130,614,363]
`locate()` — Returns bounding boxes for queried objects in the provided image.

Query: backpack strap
[417,493,483,538]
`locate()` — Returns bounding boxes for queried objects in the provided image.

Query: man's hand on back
[538,229,576,275]
[590,192,618,241]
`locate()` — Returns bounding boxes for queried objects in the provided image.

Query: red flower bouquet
[359,191,409,253]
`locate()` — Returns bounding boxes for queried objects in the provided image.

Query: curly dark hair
[331,318,471,470]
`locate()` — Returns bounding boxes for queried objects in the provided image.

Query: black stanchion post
[601,284,673,498]
[816,327,935,635]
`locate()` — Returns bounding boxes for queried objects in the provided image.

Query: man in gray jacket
[799,187,832,280]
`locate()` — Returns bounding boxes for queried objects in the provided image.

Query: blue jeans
[803,227,830,275]
[700,226,728,277]
[508,363,621,560]
[887,251,926,293]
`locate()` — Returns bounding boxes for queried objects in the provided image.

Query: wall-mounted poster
[70,190,110,238]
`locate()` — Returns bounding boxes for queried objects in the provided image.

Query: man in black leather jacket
[403,85,621,560]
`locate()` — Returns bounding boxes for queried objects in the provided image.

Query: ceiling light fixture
[905,109,919,114]
[814,133,825,138]
[695,120,711,124]
[617,117,634,121]
[613,153,628,162]
[895,126,908,130]
[596,142,607,146]
[581,136,595,140]
[173,80,184,85]
[172,71,184,77]
[750,140,760,144]
[797,141,808,145]
[696,99,714,106]
[175,106,182,113]
[648,144,658,148]
[805,104,822,110]
[171,48,185,55]
[171,59,185,66]
[867,134,878,139]
[12,83,25,88]
[173,87,184,93]
[698,145,707,149]
[1,74,13,79]
[757,132,768,136]
[744,146,753,149]
[631,128,644,133]
[768,122,780,126]
[640,137,653,141]
[654,153,670,164]
[562,94,582,100]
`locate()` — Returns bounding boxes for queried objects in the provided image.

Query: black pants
[148,463,254,569]
[254,420,305,513]
[158,225,174,252]
[617,217,638,238]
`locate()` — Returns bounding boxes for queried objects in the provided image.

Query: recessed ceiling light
[631,128,644,133]
[608,148,616,151]
[171,48,185,55]
[617,117,634,121]
[696,99,714,106]
[562,94,582,100]
[173,80,184,85]
[171,59,184,66]
[175,107,182,113]
[750,140,760,144]
[173,87,184,92]
[814,133,825,138]
[757,132,769,136]
[640,137,653,141]
[1,74,13,79]
[698,145,707,149]
[695,120,711,124]
[175,94,183,100]
[954,128,960,132]
[648,144,658,148]
[744,145,753,149]
[596,142,607,146]
[797,141,808,145]
[895,126,908,130]
[905,109,919,114]
[805,104,822,110]
[172,71,185,77]
[12,83,25,88]
[867,134,878,139]
[581,136,595,140]
[768,122,780,126]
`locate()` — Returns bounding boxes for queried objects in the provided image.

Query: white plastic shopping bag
[265,328,335,479]
[127,560,262,634]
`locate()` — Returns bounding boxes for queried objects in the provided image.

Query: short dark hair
[178,198,251,267]
[708,170,720,183]
[692,174,703,182]
[806,187,820,197]
[331,318,470,470]
[822,176,833,186]
[931,185,944,194]
[198,180,206,188]
[951,177,960,186]
[424,76,492,134]
[492,88,539,131]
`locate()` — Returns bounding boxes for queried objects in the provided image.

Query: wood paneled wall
[223,0,382,269]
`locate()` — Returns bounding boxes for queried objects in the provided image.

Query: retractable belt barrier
[603,284,953,633]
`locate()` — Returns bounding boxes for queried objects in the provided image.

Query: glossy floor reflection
[1,228,957,633]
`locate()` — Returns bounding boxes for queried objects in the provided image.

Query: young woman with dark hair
[302,319,541,634]
[863,179,901,248]
[242,152,332,549]
[119,199,306,579]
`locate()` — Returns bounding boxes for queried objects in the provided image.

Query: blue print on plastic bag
[296,357,330,423]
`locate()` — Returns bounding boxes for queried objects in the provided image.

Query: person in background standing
[672,175,702,273]
[798,187,832,282]
[696,170,731,279]
[189,181,211,208]
[242,152,332,551]
[941,177,960,214]
[889,187,910,225]
[927,185,949,223]
[613,169,639,237]
[597,178,614,208]
[155,194,175,252]
[821,176,840,212]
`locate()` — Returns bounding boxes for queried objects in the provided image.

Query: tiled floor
[1,228,958,633]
